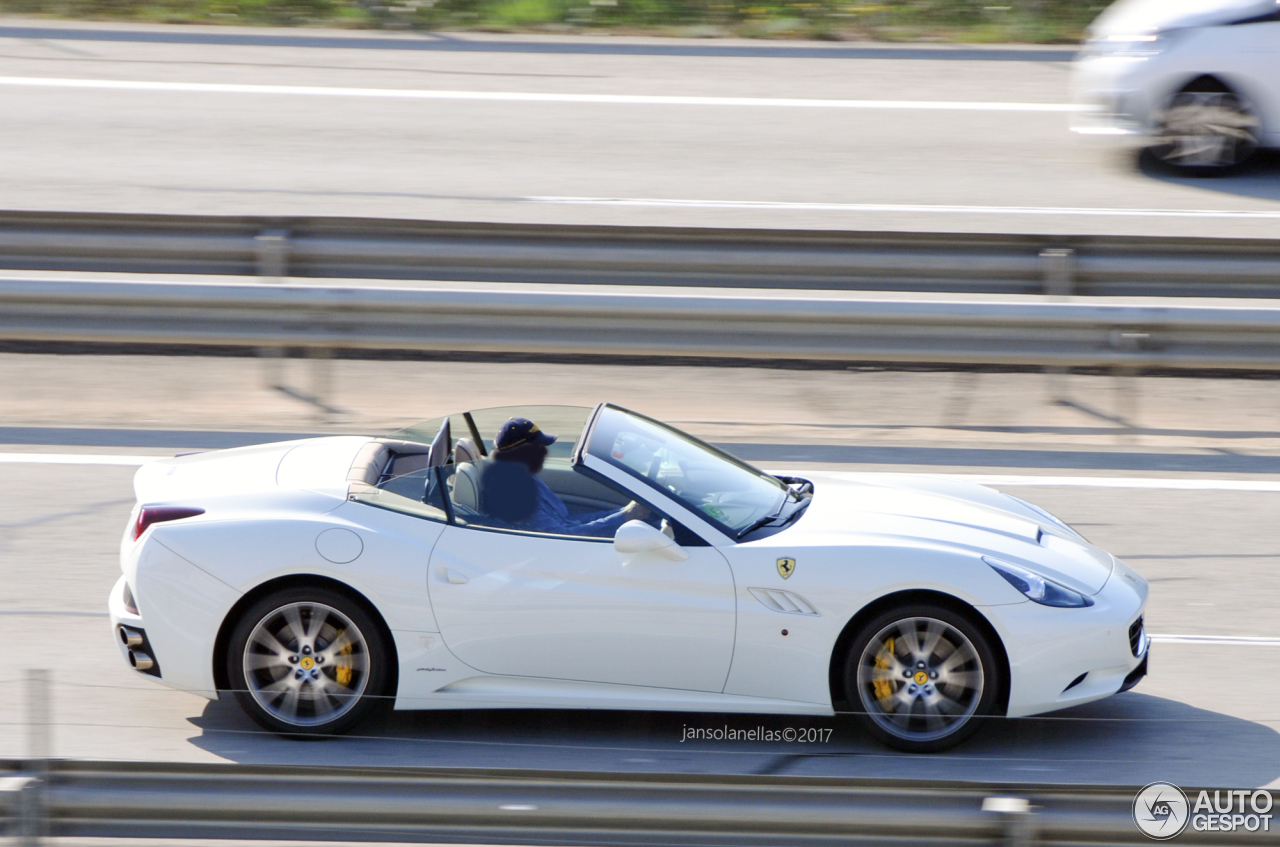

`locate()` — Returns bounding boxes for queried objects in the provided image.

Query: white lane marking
[0,452,156,466]
[0,76,1087,112]
[1151,634,1280,646]
[531,196,1280,220]
[952,475,1280,492]
[0,610,109,617]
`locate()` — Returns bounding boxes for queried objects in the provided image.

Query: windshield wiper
[737,493,814,539]
[737,511,782,540]
[737,494,805,540]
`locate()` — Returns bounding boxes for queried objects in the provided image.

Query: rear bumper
[111,538,240,701]
[108,576,162,679]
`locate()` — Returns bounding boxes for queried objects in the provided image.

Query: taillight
[133,506,205,540]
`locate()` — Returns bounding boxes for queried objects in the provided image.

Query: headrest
[454,437,482,464]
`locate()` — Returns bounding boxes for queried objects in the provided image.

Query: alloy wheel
[1153,89,1260,169]
[854,616,985,744]
[242,602,371,727]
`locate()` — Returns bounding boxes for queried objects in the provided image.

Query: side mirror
[614,520,689,562]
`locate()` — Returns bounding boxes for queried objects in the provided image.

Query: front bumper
[1071,106,1148,142]
[1070,55,1158,142]
[995,564,1149,718]
[1119,652,1149,693]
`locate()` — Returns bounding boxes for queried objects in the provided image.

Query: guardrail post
[254,229,290,281]
[255,227,292,401]
[1040,249,1077,404]
[259,344,285,392]
[309,346,335,425]
[1039,248,1074,298]
[20,668,51,847]
[982,796,1037,847]
[1108,332,1149,440]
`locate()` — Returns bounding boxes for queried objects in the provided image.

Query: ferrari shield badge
[776,557,796,579]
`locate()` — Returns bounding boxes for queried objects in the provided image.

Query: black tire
[226,586,390,736]
[843,604,1002,753]
[1149,77,1260,174]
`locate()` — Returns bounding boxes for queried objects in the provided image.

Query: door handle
[441,567,470,585]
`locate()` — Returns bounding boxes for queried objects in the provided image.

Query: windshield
[585,405,790,536]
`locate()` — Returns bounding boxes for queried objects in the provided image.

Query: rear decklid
[132,437,370,503]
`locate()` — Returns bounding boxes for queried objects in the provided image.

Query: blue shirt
[519,475,630,537]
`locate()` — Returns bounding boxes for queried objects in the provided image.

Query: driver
[492,417,650,537]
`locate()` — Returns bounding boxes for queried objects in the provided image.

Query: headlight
[1084,32,1169,58]
[1004,494,1073,533]
[983,556,1094,608]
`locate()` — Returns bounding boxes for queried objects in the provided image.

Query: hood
[133,436,369,503]
[785,472,1115,595]
[1088,0,1276,35]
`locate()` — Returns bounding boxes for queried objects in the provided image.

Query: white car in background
[1072,0,1280,171]
[109,404,1149,752]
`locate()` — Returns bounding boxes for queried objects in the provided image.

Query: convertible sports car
[109,404,1149,752]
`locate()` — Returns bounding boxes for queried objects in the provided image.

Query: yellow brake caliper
[872,637,895,704]
[335,633,354,687]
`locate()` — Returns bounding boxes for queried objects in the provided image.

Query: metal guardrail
[2,211,1280,297]
[1,759,1261,846]
[4,275,1280,370]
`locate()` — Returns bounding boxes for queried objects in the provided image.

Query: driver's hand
[621,501,652,522]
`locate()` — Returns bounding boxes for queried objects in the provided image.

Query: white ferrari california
[109,404,1149,752]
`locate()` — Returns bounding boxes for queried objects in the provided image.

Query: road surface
[2,20,1279,238]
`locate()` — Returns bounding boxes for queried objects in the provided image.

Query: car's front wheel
[1150,79,1260,173]
[844,604,1001,753]
[227,587,390,735]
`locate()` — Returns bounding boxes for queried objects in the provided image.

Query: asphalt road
[5,455,1280,789]
[2,20,1280,238]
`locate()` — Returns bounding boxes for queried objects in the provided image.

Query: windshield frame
[578,403,792,541]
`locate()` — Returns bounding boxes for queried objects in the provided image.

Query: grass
[0,0,1106,42]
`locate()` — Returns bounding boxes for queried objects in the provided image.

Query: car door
[427,518,737,692]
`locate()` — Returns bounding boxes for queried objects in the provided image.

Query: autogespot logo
[1134,782,1190,840]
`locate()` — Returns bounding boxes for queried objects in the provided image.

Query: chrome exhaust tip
[128,650,154,671]
[118,625,144,648]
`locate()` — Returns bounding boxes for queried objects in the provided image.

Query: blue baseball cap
[495,417,557,452]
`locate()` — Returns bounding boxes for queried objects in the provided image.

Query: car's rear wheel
[844,604,1001,753]
[1150,78,1260,172]
[227,587,389,735]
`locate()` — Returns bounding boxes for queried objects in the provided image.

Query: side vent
[748,588,819,616]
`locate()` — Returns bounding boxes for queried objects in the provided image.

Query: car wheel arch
[211,573,399,700]
[1163,72,1268,132]
[1177,73,1234,94]
[826,588,1010,717]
